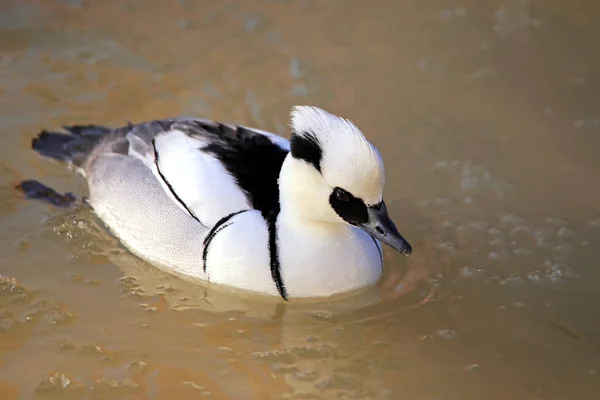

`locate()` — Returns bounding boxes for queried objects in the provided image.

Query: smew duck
[25,106,412,300]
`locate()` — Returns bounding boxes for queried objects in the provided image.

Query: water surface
[1,0,600,399]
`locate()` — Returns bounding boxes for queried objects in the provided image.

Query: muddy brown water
[1,0,600,399]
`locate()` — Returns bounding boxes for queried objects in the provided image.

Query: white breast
[276,216,383,298]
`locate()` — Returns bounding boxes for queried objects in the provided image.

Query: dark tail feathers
[32,125,111,167]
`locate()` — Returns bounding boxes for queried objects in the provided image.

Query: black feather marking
[290,131,322,172]
[152,138,201,223]
[265,210,287,301]
[329,187,368,225]
[369,236,383,266]
[330,189,382,265]
[202,210,247,272]
[195,123,288,216]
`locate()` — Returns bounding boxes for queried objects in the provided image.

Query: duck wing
[151,119,289,226]
[32,118,290,228]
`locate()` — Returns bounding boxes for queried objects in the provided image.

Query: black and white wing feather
[32,118,290,227]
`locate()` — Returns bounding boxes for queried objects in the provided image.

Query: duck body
[28,107,411,300]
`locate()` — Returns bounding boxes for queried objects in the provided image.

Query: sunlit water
[1,0,600,399]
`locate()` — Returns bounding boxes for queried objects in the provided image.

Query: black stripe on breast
[152,139,201,223]
[265,210,287,301]
[202,210,247,273]
[369,236,383,267]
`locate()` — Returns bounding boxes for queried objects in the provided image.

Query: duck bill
[357,202,412,256]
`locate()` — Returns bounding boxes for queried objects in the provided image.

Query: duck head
[278,106,412,257]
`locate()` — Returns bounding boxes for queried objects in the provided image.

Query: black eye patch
[329,187,368,225]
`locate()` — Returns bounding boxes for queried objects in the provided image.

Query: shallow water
[1,0,600,398]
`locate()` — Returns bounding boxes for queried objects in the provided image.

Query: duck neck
[277,155,342,223]
[274,155,350,270]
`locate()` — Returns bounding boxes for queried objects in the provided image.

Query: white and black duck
[19,106,412,300]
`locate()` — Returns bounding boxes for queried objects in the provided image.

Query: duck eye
[334,188,350,202]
